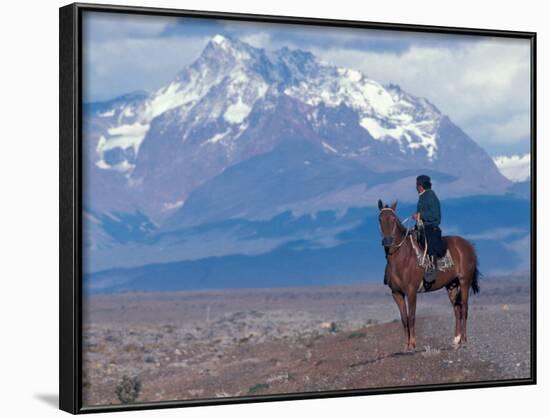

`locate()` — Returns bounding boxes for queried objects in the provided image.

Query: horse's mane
[383,205,407,235]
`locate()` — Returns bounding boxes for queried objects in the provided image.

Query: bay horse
[378,199,480,352]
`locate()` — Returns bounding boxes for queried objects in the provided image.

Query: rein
[379,207,410,255]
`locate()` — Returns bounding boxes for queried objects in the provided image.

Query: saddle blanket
[408,233,454,272]
[416,248,454,271]
[436,250,454,271]
[416,250,455,293]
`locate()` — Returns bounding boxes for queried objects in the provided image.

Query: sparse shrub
[421,346,441,358]
[87,343,106,353]
[104,334,117,343]
[123,343,140,353]
[348,331,366,339]
[115,375,142,404]
[267,372,292,384]
[248,383,270,394]
[163,324,175,334]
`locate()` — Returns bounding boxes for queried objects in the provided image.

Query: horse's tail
[455,236,482,295]
[469,240,481,295]
[471,265,481,295]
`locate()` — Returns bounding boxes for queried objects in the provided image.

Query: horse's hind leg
[392,291,410,352]
[459,282,470,344]
[447,283,462,346]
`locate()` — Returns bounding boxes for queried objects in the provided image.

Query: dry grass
[421,345,442,358]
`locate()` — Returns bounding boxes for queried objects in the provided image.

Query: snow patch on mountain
[95,123,150,172]
[205,129,231,144]
[322,141,338,153]
[145,81,200,120]
[283,64,441,159]
[90,34,452,175]
[224,97,251,124]
[212,34,227,45]
[97,109,115,118]
[92,35,277,172]
[122,107,135,118]
[493,154,531,182]
[96,158,136,173]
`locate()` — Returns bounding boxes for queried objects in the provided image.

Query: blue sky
[82,11,532,157]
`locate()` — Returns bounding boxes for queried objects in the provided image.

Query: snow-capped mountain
[83,34,510,223]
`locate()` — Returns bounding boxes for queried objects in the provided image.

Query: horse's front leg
[447,286,462,346]
[391,291,409,352]
[407,291,417,351]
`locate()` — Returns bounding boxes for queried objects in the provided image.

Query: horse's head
[378,199,399,248]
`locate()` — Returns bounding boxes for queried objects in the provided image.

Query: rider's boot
[423,256,437,291]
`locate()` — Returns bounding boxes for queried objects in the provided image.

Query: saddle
[410,228,454,272]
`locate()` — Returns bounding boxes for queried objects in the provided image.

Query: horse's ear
[378,199,383,211]
[391,200,398,210]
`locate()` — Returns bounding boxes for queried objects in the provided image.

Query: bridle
[378,207,410,255]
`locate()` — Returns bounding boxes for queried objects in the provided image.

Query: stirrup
[423,279,434,291]
[423,263,437,290]
[425,267,437,279]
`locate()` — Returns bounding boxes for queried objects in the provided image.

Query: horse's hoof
[452,335,461,346]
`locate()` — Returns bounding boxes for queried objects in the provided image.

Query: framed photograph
[59,2,536,414]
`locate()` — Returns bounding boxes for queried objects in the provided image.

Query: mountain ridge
[83,34,513,258]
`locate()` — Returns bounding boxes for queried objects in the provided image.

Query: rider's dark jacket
[417,189,441,227]
[417,189,445,257]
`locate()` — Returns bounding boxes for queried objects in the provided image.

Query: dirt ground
[81,274,532,407]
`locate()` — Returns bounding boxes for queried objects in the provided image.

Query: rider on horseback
[412,174,445,290]
[380,175,445,289]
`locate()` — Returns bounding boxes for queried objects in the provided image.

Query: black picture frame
[59,2,537,414]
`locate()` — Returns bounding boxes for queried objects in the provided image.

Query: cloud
[493,153,531,182]
[82,11,180,42]
[82,13,531,155]
[462,227,526,240]
[82,12,216,101]
[83,36,210,102]
[468,113,531,151]
[503,235,531,271]
[239,32,273,49]
[223,20,477,54]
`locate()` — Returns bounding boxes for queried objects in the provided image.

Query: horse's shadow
[349,344,464,367]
